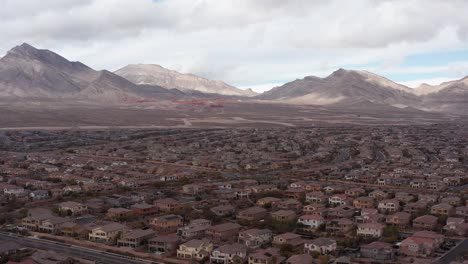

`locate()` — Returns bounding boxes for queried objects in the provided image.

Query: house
[63,185,82,194]
[326,218,355,234]
[177,219,211,240]
[327,205,354,219]
[38,217,68,234]
[328,194,350,207]
[210,243,247,264]
[205,223,241,243]
[249,184,278,194]
[213,189,237,200]
[106,208,133,221]
[323,185,344,194]
[148,233,181,255]
[404,200,429,215]
[286,254,314,264]
[399,231,444,257]
[182,184,205,195]
[88,222,126,243]
[304,237,337,254]
[290,181,306,188]
[386,212,411,228]
[431,203,454,216]
[302,204,327,216]
[353,196,375,209]
[444,218,468,236]
[355,208,383,224]
[441,196,461,206]
[248,248,284,264]
[378,199,400,213]
[3,185,26,197]
[59,222,87,237]
[270,210,296,222]
[131,203,158,217]
[413,215,438,230]
[345,187,365,198]
[395,192,415,204]
[106,195,134,208]
[272,232,304,248]
[306,191,327,204]
[256,197,281,207]
[29,190,50,200]
[418,194,439,204]
[456,206,468,219]
[237,207,267,222]
[360,241,394,261]
[21,208,54,231]
[357,223,385,238]
[238,228,272,248]
[149,214,183,234]
[285,187,306,200]
[369,190,388,201]
[57,201,88,216]
[210,205,235,217]
[117,229,155,248]
[277,199,302,212]
[297,215,324,231]
[177,239,213,261]
[154,198,181,213]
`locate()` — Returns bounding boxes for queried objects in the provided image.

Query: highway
[0,232,160,264]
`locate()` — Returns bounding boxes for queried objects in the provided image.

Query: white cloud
[238,82,285,93]
[399,77,460,88]
[1,0,468,89]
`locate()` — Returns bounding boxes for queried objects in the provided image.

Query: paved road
[433,239,468,264]
[0,233,160,264]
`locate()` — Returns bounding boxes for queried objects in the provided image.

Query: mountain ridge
[115,63,256,97]
[0,43,467,115]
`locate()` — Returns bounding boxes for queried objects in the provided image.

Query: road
[0,233,160,264]
[433,239,468,264]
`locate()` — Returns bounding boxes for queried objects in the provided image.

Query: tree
[383,226,399,243]
[279,244,294,257]
[318,255,330,264]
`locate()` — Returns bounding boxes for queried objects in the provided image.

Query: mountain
[417,76,468,114]
[0,43,184,103]
[257,69,418,107]
[115,64,256,97]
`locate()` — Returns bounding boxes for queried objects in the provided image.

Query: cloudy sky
[1,0,468,92]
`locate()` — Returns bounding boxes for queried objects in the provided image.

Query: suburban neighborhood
[0,125,467,264]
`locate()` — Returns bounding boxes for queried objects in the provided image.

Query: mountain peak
[329,68,349,77]
[3,42,93,74]
[7,42,40,57]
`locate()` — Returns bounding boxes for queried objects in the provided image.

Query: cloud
[1,0,468,88]
[399,77,457,88]
[238,82,285,93]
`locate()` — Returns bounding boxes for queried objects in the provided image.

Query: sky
[1,0,468,93]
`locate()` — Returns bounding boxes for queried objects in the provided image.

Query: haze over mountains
[0,43,467,117]
[115,64,256,97]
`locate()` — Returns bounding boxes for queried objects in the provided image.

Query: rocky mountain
[115,64,256,97]
[257,69,418,108]
[417,76,468,115]
[0,43,183,103]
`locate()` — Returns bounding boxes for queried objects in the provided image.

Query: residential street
[0,233,159,264]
